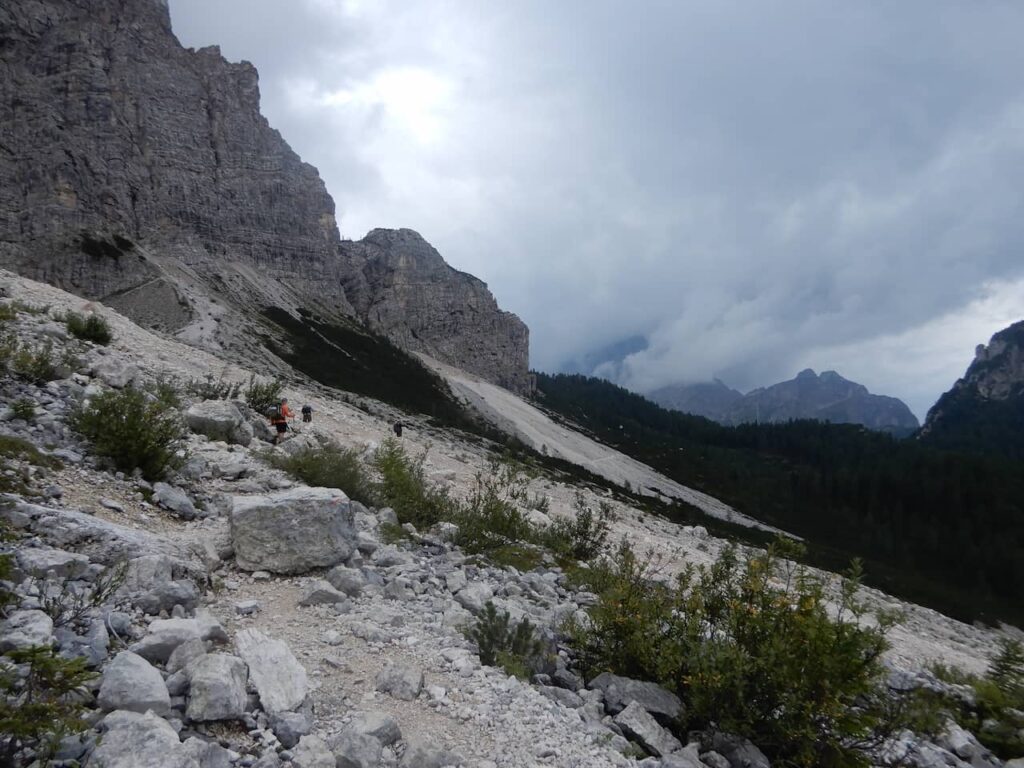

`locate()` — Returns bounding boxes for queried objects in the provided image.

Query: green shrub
[569,538,899,767]
[245,375,284,415]
[0,303,16,323]
[543,492,611,561]
[10,339,59,383]
[371,438,454,528]
[453,463,538,554]
[270,444,375,506]
[9,399,35,421]
[64,312,112,345]
[0,526,97,765]
[468,601,545,679]
[149,376,183,410]
[185,371,242,401]
[70,386,186,480]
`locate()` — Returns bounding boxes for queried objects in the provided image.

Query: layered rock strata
[0,0,530,391]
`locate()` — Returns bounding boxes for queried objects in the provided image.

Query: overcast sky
[168,1,1024,420]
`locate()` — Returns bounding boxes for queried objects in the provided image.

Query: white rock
[291,734,335,768]
[230,487,356,574]
[186,653,248,722]
[375,664,423,701]
[234,628,308,714]
[185,400,253,446]
[613,700,682,757]
[98,651,171,716]
[0,609,53,652]
[91,710,199,768]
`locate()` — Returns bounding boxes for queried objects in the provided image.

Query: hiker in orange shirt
[269,398,295,445]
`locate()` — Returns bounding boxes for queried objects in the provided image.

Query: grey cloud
[169,1,1024,417]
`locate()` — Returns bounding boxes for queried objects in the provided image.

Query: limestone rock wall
[0,0,530,392]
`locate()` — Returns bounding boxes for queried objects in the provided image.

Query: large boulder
[588,672,684,720]
[15,546,90,579]
[230,487,355,574]
[186,400,253,446]
[97,651,171,716]
[708,733,771,768]
[0,609,53,652]
[90,710,200,768]
[234,628,307,714]
[613,700,683,757]
[153,482,198,520]
[330,730,383,768]
[291,735,335,768]
[186,653,249,722]
[129,618,205,663]
[346,711,401,746]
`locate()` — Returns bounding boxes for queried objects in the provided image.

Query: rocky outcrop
[0,0,530,393]
[651,369,920,434]
[340,229,531,393]
[920,319,1024,459]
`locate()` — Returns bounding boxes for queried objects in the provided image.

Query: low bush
[0,526,97,765]
[70,386,186,480]
[63,312,112,345]
[371,438,455,529]
[569,537,901,767]
[468,601,545,679]
[245,376,284,415]
[453,463,538,554]
[185,371,242,401]
[543,492,611,561]
[10,339,60,384]
[0,303,16,323]
[270,443,375,506]
[9,399,35,421]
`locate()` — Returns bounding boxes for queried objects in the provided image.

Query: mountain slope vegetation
[535,372,1024,625]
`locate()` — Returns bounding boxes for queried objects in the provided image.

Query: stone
[658,743,704,768]
[699,752,731,768]
[153,482,198,520]
[0,609,53,652]
[230,487,356,574]
[186,653,248,722]
[130,618,203,663]
[91,710,200,768]
[186,400,253,446]
[347,710,402,746]
[195,607,229,643]
[375,664,424,701]
[298,579,348,606]
[235,599,261,615]
[234,628,308,714]
[15,546,89,579]
[399,734,465,768]
[182,738,233,768]
[135,579,200,614]
[453,581,493,614]
[98,651,171,716]
[325,565,365,597]
[166,669,190,696]
[167,638,208,674]
[92,358,140,389]
[589,672,684,720]
[538,685,584,708]
[291,735,336,768]
[330,730,383,768]
[269,711,312,749]
[613,701,683,757]
[709,733,771,768]
[125,554,175,592]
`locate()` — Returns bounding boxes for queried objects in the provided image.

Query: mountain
[920,320,1024,459]
[0,0,529,393]
[647,379,743,421]
[649,369,919,434]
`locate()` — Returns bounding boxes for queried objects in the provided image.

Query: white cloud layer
[169,0,1024,419]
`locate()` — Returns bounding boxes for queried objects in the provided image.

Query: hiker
[269,398,295,444]
[301,404,313,423]
[393,421,403,438]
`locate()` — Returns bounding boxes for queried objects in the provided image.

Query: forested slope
[535,372,1024,625]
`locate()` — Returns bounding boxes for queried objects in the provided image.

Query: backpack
[266,403,283,420]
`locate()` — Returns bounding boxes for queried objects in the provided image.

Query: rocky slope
[0,0,529,393]
[0,270,1016,768]
[919,320,1024,460]
[650,370,920,433]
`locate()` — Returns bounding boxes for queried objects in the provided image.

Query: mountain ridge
[0,0,531,393]
[649,369,920,434]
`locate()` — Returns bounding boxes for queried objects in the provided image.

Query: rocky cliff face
[920,320,1024,458]
[650,370,920,433]
[340,229,531,393]
[0,0,529,392]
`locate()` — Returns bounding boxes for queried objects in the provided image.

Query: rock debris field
[0,270,1016,768]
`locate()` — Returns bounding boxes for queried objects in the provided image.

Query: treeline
[534,372,1024,625]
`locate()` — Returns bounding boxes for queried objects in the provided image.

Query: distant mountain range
[919,319,1024,460]
[649,369,920,434]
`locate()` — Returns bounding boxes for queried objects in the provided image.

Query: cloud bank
[169,0,1024,419]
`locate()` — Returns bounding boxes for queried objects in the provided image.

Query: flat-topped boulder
[234,628,307,715]
[186,400,253,446]
[230,487,355,574]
